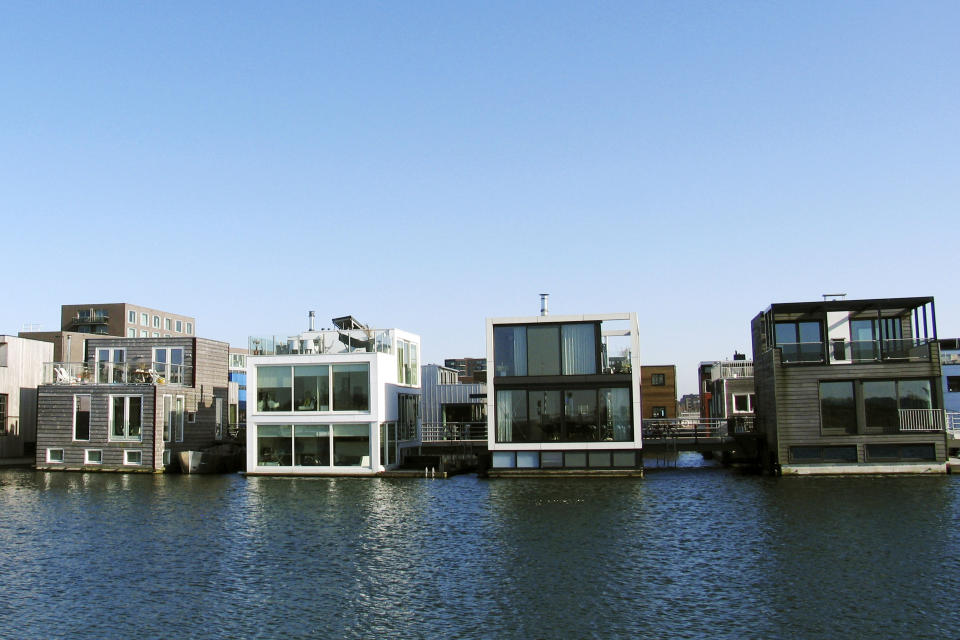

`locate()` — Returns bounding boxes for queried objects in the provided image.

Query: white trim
[84,449,102,465]
[46,448,64,463]
[175,395,185,442]
[123,449,142,466]
[108,395,143,442]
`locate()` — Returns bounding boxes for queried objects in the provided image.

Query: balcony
[420,421,488,442]
[45,361,186,385]
[248,329,396,356]
[778,339,934,365]
[898,409,946,432]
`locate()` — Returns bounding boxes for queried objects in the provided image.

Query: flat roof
[765,296,933,315]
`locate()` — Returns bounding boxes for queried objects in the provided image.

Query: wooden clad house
[35,337,229,471]
[751,296,947,474]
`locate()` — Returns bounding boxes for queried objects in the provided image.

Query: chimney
[308,310,316,331]
[539,293,549,317]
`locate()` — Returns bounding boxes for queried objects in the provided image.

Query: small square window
[124,450,142,465]
[47,448,64,463]
[652,406,667,418]
[734,394,750,412]
[85,450,102,464]
[187,412,196,423]
[948,376,960,393]
[651,373,666,386]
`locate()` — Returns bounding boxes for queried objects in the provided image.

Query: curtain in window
[497,390,513,442]
[561,324,596,375]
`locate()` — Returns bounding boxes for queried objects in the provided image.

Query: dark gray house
[751,296,947,474]
[35,337,229,471]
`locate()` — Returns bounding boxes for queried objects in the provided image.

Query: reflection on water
[0,469,957,639]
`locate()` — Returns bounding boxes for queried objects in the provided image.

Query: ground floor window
[789,445,858,463]
[110,395,142,441]
[47,448,64,463]
[256,423,371,468]
[124,450,142,465]
[496,387,632,443]
[492,449,639,469]
[865,443,936,461]
[85,450,102,464]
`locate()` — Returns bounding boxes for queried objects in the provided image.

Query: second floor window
[494,323,597,377]
[110,396,142,441]
[651,373,666,386]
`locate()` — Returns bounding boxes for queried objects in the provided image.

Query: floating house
[245,314,421,476]
[35,336,229,471]
[751,296,948,474]
[486,299,642,475]
[0,336,53,458]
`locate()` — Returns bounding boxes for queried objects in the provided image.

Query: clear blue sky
[2,2,958,395]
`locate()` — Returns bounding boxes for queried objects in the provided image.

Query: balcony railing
[45,361,186,385]
[420,421,488,442]
[717,363,754,378]
[779,339,934,364]
[946,412,960,437]
[642,417,757,440]
[249,329,396,356]
[0,416,18,436]
[777,342,827,364]
[898,409,946,432]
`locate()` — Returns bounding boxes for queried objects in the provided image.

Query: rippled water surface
[1,461,958,639]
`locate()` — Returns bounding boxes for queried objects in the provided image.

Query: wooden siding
[640,365,677,419]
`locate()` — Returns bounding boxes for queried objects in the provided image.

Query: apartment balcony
[420,421,488,442]
[778,338,934,365]
[45,361,186,385]
[898,409,948,432]
[248,329,396,356]
[68,313,110,328]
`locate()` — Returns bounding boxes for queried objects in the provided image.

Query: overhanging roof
[765,296,934,316]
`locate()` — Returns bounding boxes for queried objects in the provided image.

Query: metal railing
[946,412,960,436]
[420,421,488,442]
[0,416,19,437]
[717,363,754,378]
[249,329,396,357]
[642,417,757,440]
[830,339,933,363]
[898,409,946,432]
[777,342,826,364]
[45,361,186,385]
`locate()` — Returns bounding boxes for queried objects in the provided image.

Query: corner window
[775,321,824,363]
[47,448,64,463]
[124,450,142,465]
[110,396,142,441]
[396,339,419,385]
[651,373,665,386]
[74,394,91,441]
[85,449,102,465]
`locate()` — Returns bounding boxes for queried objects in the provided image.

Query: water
[0,458,958,639]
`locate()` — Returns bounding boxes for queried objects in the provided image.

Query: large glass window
[333,424,370,466]
[332,364,369,411]
[561,324,596,375]
[257,424,292,465]
[396,339,420,385]
[258,366,292,412]
[496,387,632,443]
[294,425,330,466]
[527,325,560,375]
[776,321,823,363]
[600,387,632,441]
[493,326,527,377]
[820,381,856,434]
[863,380,898,432]
[96,348,126,383]
[74,395,91,440]
[899,380,932,411]
[294,365,329,411]
[563,389,597,441]
[154,347,184,384]
[496,390,528,442]
[110,396,142,440]
[528,390,561,441]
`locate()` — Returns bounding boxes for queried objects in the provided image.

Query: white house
[245,316,421,476]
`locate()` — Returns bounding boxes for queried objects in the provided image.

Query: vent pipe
[308,310,316,331]
[540,293,549,317]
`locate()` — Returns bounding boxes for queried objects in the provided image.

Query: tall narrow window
[74,395,91,440]
[819,381,856,434]
[0,394,7,435]
[215,398,223,440]
[175,396,185,442]
[110,396,142,440]
[527,325,560,375]
[561,324,596,375]
[493,326,527,377]
[141,313,148,326]
[186,322,193,335]
[162,395,172,442]
[175,320,182,332]
[153,315,160,328]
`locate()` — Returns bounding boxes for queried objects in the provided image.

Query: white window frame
[109,395,143,442]
[73,394,91,441]
[162,394,173,443]
[153,332,160,338]
[127,328,136,338]
[175,320,183,333]
[128,310,137,323]
[165,318,172,330]
[47,448,64,463]
[95,347,126,383]
[162,449,171,465]
[141,312,148,326]
[186,322,193,335]
[124,450,142,466]
[732,393,754,414]
[175,395,185,442]
[153,347,185,384]
[153,315,160,328]
[85,449,102,465]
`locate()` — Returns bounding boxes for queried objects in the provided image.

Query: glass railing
[45,361,187,385]
[777,342,826,364]
[828,339,932,363]
[249,329,397,356]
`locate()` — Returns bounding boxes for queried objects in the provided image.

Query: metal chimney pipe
[308,310,316,331]
[540,293,549,316]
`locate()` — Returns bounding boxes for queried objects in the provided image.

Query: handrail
[898,409,945,432]
[420,421,487,442]
[642,417,757,440]
[44,361,187,385]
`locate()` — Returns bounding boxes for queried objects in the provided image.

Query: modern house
[941,338,960,415]
[751,296,947,474]
[35,336,229,471]
[486,307,642,475]
[0,336,54,458]
[421,363,486,441]
[228,347,248,437]
[701,355,755,424]
[245,315,422,476]
[640,365,677,419]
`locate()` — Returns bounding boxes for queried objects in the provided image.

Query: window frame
[651,373,666,386]
[47,448,65,463]
[84,449,102,465]
[109,395,143,442]
[153,315,160,328]
[141,313,149,327]
[73,394,91,441]
[123,449,142,466]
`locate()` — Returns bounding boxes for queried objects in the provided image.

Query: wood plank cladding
[640,365,677,419]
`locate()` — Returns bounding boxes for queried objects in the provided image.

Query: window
[154,347,185,384]
[175,320,182,332]
[153,315,160,328]
[127,328,136,338]
[128,310,137,323]
[258,366,293,412]
[863,380,898,432]
[651,373,666,386]
[215,398,223,440]
[396,339,419,385]
[651,406,667,418]
[175,396,184,442]
[85,449,102,464]
[124,450,142,465]
[187,412,196,423]
[162,395,173,442]
[790,445,857,463]
[153,332,160,338]
[775,320,823,363]
[332,364,369,411]
[256,423,371,468]
[866,443,936,461]
[819,381,856,434]
[949,376,960,393]
[162,450,171,465]
[494,326,527,376]
[141,313,148,326]
[186,322,193,335]
[96,348,126,383]
[0,343,6,367]
[0,394,6,434]
[47,448,64,463]
[495,323,600,377]
[110,396,142,441]
[140,330,148,338]
[733,394,755,413]
[165,318,172,331]
[496,386,631,443]
[74,395,91,440]
[561,324,596,375]
[527,325,560,375]
[294,365,329,411]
